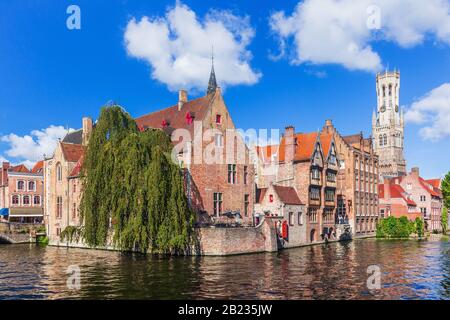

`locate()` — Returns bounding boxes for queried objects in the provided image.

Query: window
[298,212,304,225]
[56,196,63,219]
[215,133,223,147]
[28,181,35,191]
[56,163,62,181]
[310,168,320,180]
[56,228,61,237]
[243,166,248,185]
[383,134,387,146]
[269,194,274,203]
[23,195,30,205]
[213,193,223,216]
[73,181,76,193]
[215,114,222,124]
[382,85,386,97]
[420,195,426,202]
[17,180,24,190]
[244,194,249,217]
[379,135,383,146]
[72,203,77,219]
[308,208,318,222]
[326,171,336,182]
[325,189,335,202]
[227,164,237,184]
[289,212,294,226]
[12,195,19,205]
[323,209,334,222]
[33,196,40,205]
[310,187,320,201]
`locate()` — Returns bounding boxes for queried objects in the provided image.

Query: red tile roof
[418,177,442,198]
[9,164,30,173]
[273,185,303,205]
[68,155,84,178]
[379,183,417,206]
[320,133,333,158]
[425,179,441,189]
[31,160,44,173]
[135,95,212,136]
[61,143,86,163]
[278,132,319,162]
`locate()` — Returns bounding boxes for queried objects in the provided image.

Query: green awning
[9,207,43,217]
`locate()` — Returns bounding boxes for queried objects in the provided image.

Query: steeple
[207,46,217,95]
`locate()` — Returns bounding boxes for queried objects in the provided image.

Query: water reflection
[0,238,449,300]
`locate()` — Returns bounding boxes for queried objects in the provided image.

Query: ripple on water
[0,238,449,299]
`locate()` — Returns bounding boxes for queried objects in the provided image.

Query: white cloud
[405,83,450,141]
[1,125,73,166]
[124,2,261,92]
[269,0,450,72]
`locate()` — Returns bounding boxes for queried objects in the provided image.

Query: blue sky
[1,0,449,178]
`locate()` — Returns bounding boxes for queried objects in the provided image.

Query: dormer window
[185,112,194,125]
[269,194,274,203]
[161,119,169,128]
[216,114,222,125]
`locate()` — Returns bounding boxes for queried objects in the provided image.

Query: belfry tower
[372,70,406,180]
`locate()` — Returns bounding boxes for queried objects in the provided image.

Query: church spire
[207,46,217,95]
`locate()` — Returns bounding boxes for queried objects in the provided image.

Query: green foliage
[442,171,450,210]
[414,217,424,238]
[442,207,448,233]
[79,106,195,254]
[60,226,83,243]
[376,216,415,239]
[36,235,49,246]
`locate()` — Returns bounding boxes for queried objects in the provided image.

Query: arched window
[23,195,30,205]
[12,195,19,205]
[56,163,62,181]
[28,181,35,191]
[382,85,386,97]
[17,180,24,190]
[388,84,392,96]
[383,134,387,145]
[34,196,40,205]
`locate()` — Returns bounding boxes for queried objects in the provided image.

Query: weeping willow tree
[79,106,195,254]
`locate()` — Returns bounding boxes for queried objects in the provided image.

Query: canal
[0,238,449,299]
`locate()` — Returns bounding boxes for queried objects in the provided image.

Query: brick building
[44,117,91,242]
[135,66,255,225]
[322,120,380,236]
[393,168,443,232]
[0,161,44,223]
[378,180,421,221]
[255,184,306,248]
[255,126,339,243]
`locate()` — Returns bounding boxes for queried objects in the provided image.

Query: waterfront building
[255,184,306,247]
[44,117,91,242]
[393,167,443,232]
[372,70,406,180]
[0,161,44,223]
[322,120,380,236]
[267,126,339,242]
[378,180,421,221]
[135,64,255,226]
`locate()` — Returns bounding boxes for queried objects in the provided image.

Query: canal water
[0,238,449,300]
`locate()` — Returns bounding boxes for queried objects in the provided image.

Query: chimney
[1,162,9,186]
[323,119,333,133]
[284,125,295,163]
[82,117,93,146]
[178,89,188,111]
[411,167,420,177]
